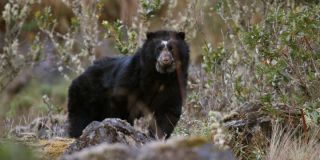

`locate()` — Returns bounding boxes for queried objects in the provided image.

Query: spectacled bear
[67,30,189,138]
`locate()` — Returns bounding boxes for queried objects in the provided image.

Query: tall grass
[267,123,320,160]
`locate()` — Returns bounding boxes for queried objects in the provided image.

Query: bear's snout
[158,52,173,66]
[161,54,173,65]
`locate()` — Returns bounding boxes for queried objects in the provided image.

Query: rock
[62,144,137,160]
[223,101,301,127]
[61,137,235,160]
[223,101,301,135]
[222,101,302,154]
[64,118,154,155]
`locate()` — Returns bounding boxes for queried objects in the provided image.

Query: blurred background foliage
[0,141,38,160]
[0,0,320,159]
[0,0,226,127]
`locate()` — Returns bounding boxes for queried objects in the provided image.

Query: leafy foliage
[1,1,320,159]
[201,0,320,126]
[197,1,320,158]
[102,20,138,54]
[242,3,320,126]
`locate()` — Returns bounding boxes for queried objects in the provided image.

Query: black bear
[67,30,189,138]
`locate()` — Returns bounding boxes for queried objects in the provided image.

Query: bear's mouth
[156,61,176,73]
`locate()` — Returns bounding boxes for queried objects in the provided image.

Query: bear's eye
[157,45,164,51]
[168,45,173,51]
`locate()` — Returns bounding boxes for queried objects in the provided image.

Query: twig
[299,109,308,134]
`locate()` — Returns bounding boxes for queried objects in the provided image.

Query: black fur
[68,30,189,138]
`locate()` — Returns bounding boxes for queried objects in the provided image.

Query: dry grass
[266,123,320,160]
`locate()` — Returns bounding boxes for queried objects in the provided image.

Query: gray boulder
[64,118,154,155]
[61,137,235,160]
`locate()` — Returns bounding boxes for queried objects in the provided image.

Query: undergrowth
[1,0,320,160]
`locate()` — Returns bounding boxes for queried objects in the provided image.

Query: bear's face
[155,40,176,73]
[142,30,188,74]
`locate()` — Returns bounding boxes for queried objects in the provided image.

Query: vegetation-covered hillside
[0,0,319,159]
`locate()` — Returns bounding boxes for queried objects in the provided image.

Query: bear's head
[141,30,189,74]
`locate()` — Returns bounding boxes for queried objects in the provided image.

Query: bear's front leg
[150,108,181,139]
[68,112,94,138]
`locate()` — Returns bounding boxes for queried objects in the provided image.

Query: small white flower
[314,72,320,79]
[63,74,70,81]
[11,39,19,55]
[71,55,78,62]
[42,94,49,102]
[20,6,28,18]
[4,3,11,11]
[18,54,24,59]
[58,66,63,72]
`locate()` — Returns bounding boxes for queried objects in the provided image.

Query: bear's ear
[146,32,155,40]
[177,32,185,40]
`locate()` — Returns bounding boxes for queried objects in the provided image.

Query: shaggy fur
[68,30,190,138]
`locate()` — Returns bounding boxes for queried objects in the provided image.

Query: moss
[38,138,74,160]
[172,136,209,148]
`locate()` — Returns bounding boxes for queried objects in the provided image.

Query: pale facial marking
[161,40,168,48]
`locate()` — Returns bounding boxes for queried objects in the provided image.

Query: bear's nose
[161,56,172,65]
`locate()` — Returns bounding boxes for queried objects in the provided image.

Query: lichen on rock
[64,118,154,155]
[61,136,235,160]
